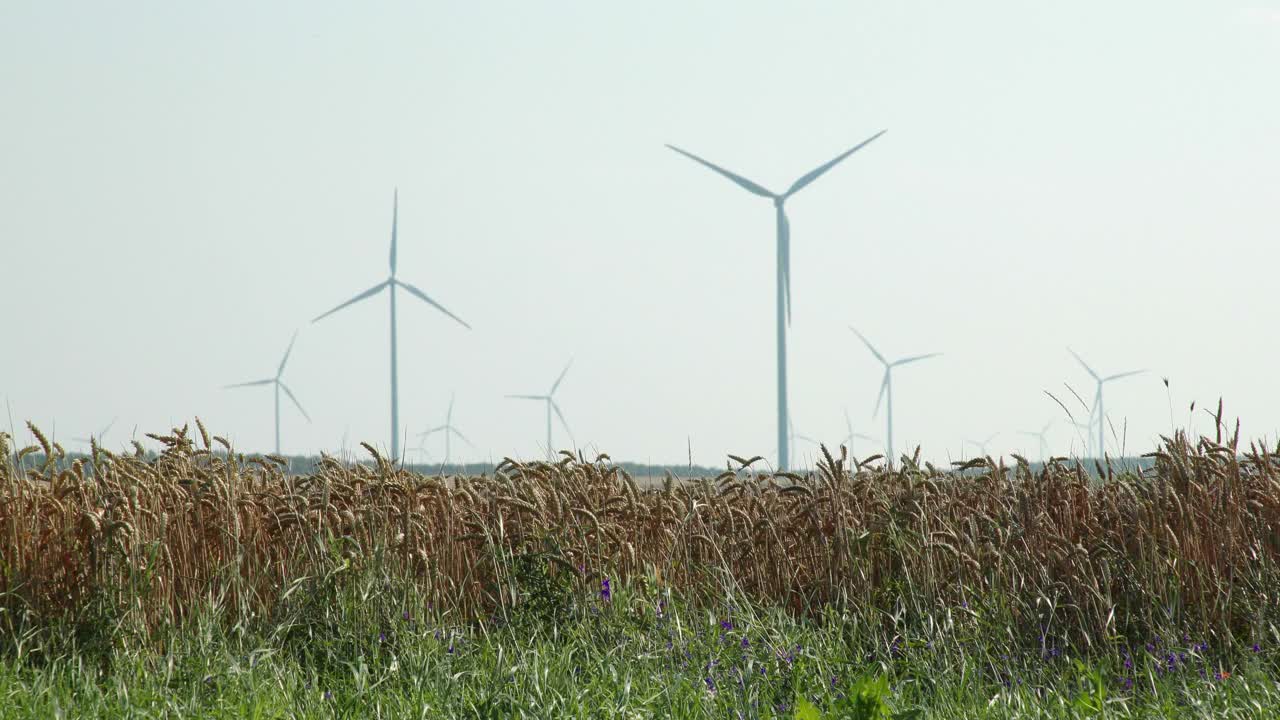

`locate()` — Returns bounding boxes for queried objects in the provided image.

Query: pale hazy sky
[3,2,1278,465]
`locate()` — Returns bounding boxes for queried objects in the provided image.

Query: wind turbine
[74,417,117,447]
[312,190,470,462]
[1068,348,1144,458]
[849,327,941,468]
[964,433,1000,458]
[842,407,879,459]
[667,131,886,470]
[416,392,474,468]
[506,360,575,461]
[224,331,310,455]
[1019,421,1054,463]
[785,417,821,470]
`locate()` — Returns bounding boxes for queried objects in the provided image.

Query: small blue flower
[600,576,612,602]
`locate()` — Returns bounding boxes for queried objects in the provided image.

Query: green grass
[2,572,1276,719]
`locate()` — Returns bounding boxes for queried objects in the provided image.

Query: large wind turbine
[1019,421,1054,463]
[849,327,941,468]
[224,331,310,455]
[507,360,575,461]
[1068,348,1144,458]
[667,131,886,470]
[416,392,474,467]
[312,191,471,461]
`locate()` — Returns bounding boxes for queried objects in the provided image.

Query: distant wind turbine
[849,327,941,468]
[312,190,471,462]
[1019,421,1054,463]
[507,360,575,461]
[784,417,821,470]
[224,331,310,455]
[1068,348,1144,458]
[842,407,879,459]
[74,417,118,447]
[964,433,1000,458]
[667,131,886,470]
[416,392,474,468]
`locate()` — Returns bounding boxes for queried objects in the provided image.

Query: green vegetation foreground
[1,421,1278,716]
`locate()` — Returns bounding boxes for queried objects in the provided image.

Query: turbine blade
[872,370,889,418]
[844,407,853,435]
[389,189,398,276]
[853,433,878,442]
[893,352,942,367]
[1067,347,1100,381]
[278,381,311,422]
[1104,369,1145,382]
[551,401,574,446]
[396,280,472,330]
[506,394,546,401]
[224,378,274,389]
[446,392,455,424]
[848,326,887,365]
[450,427,476,448]
[277,330,300,378]
[784,130,887,197]
[665,144,775,198]
[778,204,791,325]
[417,426,446,438]
[312,280,389,323]
[550,359,573,395]
[100,417,117,438]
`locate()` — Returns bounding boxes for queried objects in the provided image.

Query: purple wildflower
[1253,643,1262,653]
[600,576,612,602]
[720,619,734,632]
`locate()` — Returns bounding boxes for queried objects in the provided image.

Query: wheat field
[3,417,1278,657]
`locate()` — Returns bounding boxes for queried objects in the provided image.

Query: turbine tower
[224,331,310,455]
[849,326,941,469]
[416,392,474,468]
[667,131,886,470]
[507,360,575,461]
[312,191,471,462]
[1068,348,1144,459]
[1019,421,1054,463]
